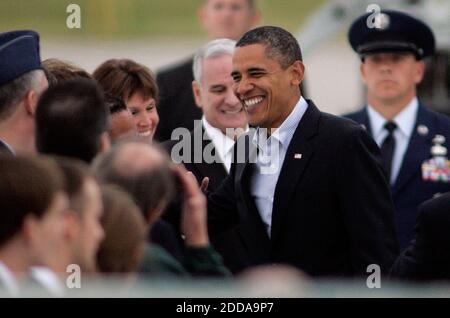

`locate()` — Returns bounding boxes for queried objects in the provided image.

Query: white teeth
[138,130,152,137]
[244,96,264,108]
[223,108,242,114]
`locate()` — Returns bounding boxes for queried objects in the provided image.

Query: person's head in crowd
[105,94,136,142]
[97,185,147,274]
[93,141,175,227]
[231,26,305,130]
[93,59,159,143]
[0,30,48,154]
[238,264,309,297]
[348,10,434,118]
[193,38,247,135]
[0,155,68,275]
[54,157,105,273]
[199,0,260,41]
[42,58,92,88]
[35,78,111,163]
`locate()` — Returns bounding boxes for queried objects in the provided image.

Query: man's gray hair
[0,69,45,121]
[193,38,237,84]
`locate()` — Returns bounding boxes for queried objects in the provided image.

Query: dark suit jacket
[163,123,248,273]
[207,100,399,277]
[390,192,450,281]
[345,104,450,250]
[155,57,203,143]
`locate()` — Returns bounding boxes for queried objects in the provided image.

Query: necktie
[380,121,397,181]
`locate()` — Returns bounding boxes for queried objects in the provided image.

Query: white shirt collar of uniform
[367,97,418,139]
[202,116,243,162]
[29,266,65,297]
[0,261,20,297]
[252,96,308,149]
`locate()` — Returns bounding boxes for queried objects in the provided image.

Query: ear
[146,201,166,227]
[414,60,425,84]
[360,63,368,85]
[290,61,305,86]
[99,132,111,154]
[23,90,38,116]
[64,210,80,241]
[192,81,203,109]
[22,214,39,247]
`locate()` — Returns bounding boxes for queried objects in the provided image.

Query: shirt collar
[252,96,309,149]
[0,261,20,297]
[29,266,65,297]
[367,97,418,139]
[202,116,244,157]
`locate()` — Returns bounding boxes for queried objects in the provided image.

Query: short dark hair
[35,78,109,163]
[0,155,64,247]
[98,184,146,273]
[0,70,43,121]
[42,58,92,88]
[93,59,159,103]
[236,26,303,68]
[54,156,95,217]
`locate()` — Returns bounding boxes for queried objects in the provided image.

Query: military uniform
[345,10,450,249]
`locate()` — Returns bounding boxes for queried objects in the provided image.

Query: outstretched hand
[171,164,209,247]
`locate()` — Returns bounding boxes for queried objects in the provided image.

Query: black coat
[163,124,245,273]
[207,100,399,277]
[155,57,203,143]
[390,192,450,281]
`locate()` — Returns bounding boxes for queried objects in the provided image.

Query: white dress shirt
[250,97,309,237]
[202,116,245,173]
[367,97,418,185]
[30,266,65,297]
[0,261,20,297]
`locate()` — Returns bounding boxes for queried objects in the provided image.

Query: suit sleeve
[390,194,450,281]
[155,72,172,142]
[337,127,399,275]
[206,161,240,235]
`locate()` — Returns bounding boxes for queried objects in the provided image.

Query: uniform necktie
[380,121,397,181]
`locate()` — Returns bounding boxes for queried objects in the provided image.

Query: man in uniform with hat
[345,10,450,250]
[0,30,48,155]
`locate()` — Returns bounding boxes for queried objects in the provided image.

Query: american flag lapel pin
[294,153,302,159]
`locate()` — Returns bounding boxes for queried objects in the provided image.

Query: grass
[0,0,326,40]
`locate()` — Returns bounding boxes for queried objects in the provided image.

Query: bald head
[93,141,175,223]
[113,142,166,177]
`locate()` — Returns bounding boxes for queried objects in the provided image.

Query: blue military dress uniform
[345,10,450,250]
[346,104,450,250]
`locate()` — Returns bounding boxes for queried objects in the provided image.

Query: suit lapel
[392,104,435,196]
[193,127,228,191]
[350,108,373,135]
[271,101,320,241]
[235,132,271,255]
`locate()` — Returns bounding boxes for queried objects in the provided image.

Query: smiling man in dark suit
[344,10,450,250]
[206,26,399,278]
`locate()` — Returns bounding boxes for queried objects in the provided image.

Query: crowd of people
[1,0,449,297]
